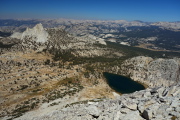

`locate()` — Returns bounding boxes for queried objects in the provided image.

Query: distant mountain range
[0,19,180,30]
[0,19,180,52]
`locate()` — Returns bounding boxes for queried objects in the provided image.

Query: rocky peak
[21,23,48,43]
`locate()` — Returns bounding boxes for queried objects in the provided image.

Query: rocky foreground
[12,84,180,120]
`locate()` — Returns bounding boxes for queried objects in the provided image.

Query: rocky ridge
[119,56,180,87]
[15,23,118,58]
[21,23,48,43]
[13,84,180,120]
[151,22,180,31]
[1,19,180,52]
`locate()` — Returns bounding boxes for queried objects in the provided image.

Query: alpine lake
[103,72,145,94]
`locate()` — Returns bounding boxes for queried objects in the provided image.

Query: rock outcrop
[14,85,180,120]
[19,23,49,51]
[18,24,121,57]
[120,56,180,87]
[21,23,48,43]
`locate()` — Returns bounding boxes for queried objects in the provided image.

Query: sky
[0,0,180,22]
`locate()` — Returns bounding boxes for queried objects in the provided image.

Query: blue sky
[0,0,180,22]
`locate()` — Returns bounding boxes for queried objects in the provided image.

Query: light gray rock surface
[21,23,48,43]
[14,85,180,120]
[120,56,180,87]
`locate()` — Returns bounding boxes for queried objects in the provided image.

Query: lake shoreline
[103,72,145,94]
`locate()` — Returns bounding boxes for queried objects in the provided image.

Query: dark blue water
[103,72,145,94]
